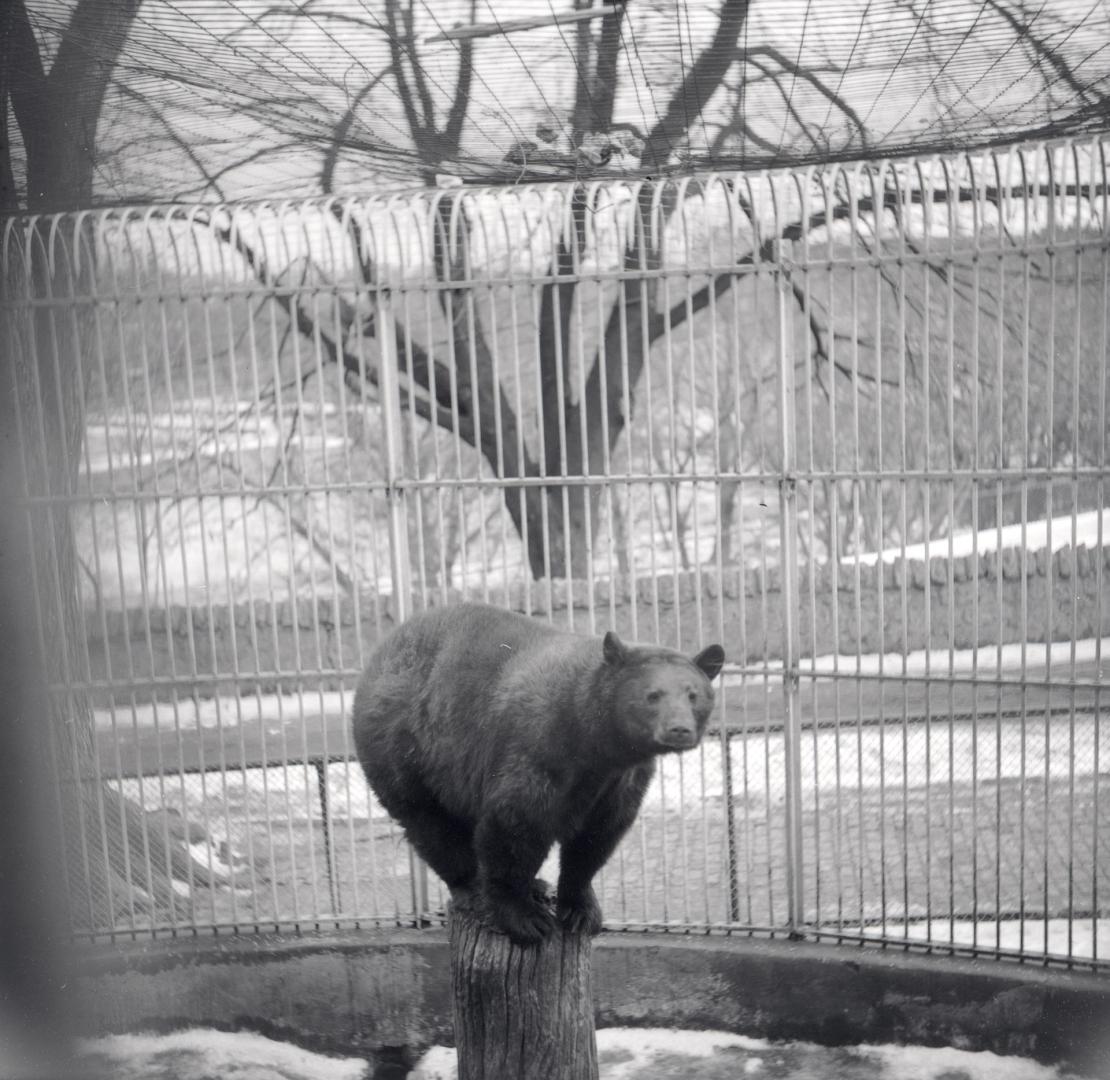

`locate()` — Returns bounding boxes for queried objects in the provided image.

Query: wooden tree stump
[447,889,599,1080]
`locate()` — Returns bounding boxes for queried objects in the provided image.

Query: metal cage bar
[3,135,1107,968]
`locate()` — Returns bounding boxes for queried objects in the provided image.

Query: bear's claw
[491,896,557,945]
[557,889,604,936]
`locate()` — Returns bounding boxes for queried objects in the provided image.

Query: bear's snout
[662,721,697,747]
[654,707,702,750]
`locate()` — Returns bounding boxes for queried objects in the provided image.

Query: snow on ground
[76,1028,370,1080]
[93,690,354,731]
[779,636,1108,678]
[410,1027,1102,1080]
[848,917,1109,961]
[111,705,1104,826]
[68,1026,1103,1080]
[109,627,1106,819]
[850,508,1110,567]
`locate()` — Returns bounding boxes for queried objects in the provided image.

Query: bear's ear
[692,644,725,682]
[603,630,629,666]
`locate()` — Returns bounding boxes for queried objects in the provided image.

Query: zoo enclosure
[3,135,1108,969]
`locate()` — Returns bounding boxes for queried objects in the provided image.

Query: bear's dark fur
[352,602,725,945]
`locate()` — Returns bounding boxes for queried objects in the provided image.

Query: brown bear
[351,602,725,945]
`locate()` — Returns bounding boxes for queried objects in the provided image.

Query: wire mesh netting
[10,1,1110,203]
[2,135,1107,966]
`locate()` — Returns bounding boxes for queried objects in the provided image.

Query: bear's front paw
[488,892,557,946]
[557,887,603,936]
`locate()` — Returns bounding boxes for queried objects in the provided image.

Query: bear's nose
[667,723,695,741]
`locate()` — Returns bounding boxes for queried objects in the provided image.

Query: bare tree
[222,0,1110,575]
[230,0,810,578]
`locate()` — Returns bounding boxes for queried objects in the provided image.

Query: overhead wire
[879,0,990,146]
[982,23,1110,138]
[622,3,681,168]
[614,6,656,155]
[773,0,817,158]
[413,0,537,150]
[678,0,715,159]
[475,0,568,145]
[816,0,875,146]
[857,0,933,134]
[541,0,604,144]
[924,0,1050,133]
[13,0,1110,200]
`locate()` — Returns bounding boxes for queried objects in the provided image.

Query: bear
[351,602,725,946]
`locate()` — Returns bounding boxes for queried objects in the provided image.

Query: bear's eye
[687,690,698,703]
[646,689,663,704]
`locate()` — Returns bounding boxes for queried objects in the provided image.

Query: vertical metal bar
[847,166,866,935]
[185,209,239,928]
[992,150,1008,954]
[375,287,424,920]
[822,169,845,935]
[242,271,283,925]
[1043,147,1058,958]
[1066,145,1083,963]
[919,157,936,946]
[315,759,340,914]
[796,169,821,939]
[1017,145,1032,958]
[968,154,982,952]
[640,188,663,647]
[719,181,741,926]
[255,208,301,926]
[944,158,958,951]
[870,164,888,943]
[330,200,364,920]
[775,237,804,937]
[893,161,912,945]
[753,191,776,929]
[570,187,596,632]
[1092,137,1109,965]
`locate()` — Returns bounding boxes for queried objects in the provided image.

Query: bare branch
[747,55,824,148]
[442,1,476,154]
[321,69,393,194]
[640,0,752,170]
[981,0,1105,104]
[743,43,870,146]
[592,0,627,133]
[384,0,431,162]
[400,1,436,136]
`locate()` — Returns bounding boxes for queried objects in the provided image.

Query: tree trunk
[447,893,598,1080]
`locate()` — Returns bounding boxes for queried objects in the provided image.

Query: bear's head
[603,631,725,759]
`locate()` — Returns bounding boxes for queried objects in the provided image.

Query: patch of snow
[648,708,1103,806]
[185,841,236,881]
[406,1044,457,1079]
[409,1028,1099,1079]
[849,508,1110,567]
[93,690,353,731]
[595,1027,771,1079]
[78,1028,370,1080]
[110,701,1102,826]
[858,1043,1082,1080]
[748,636,1110,678]
[847,917,1109,960]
